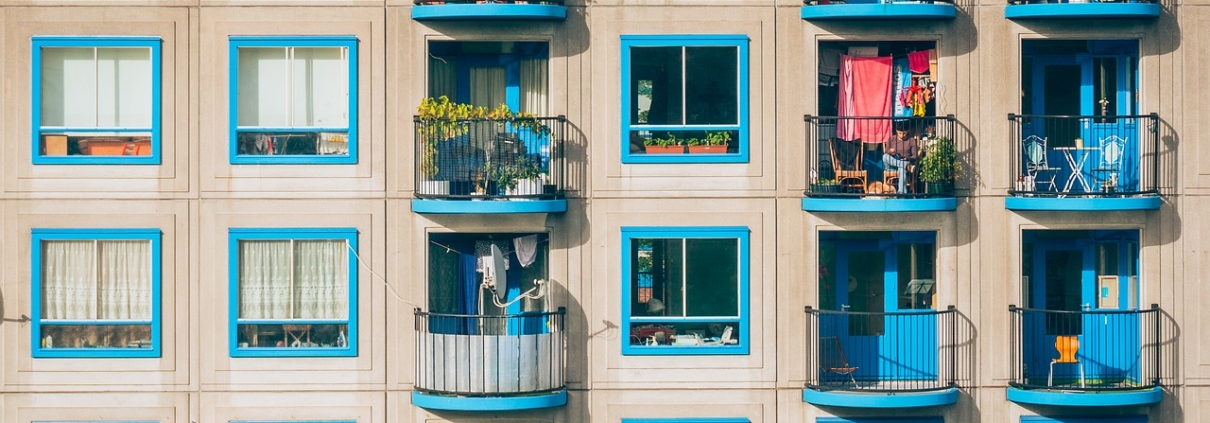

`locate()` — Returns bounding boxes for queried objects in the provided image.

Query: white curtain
[41,47,152,128]
[239,239,347,320]
[293,240,348,319]
[97,241,152,320]
[470,67,506,109]
[520,59,549,116]
[237,46,348,128]
[42,240,151,320]
[238,240,292,319]
[428,57,457,100]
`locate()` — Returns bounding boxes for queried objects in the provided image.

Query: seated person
[883,125,920,194]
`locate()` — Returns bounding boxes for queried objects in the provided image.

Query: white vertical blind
[237,46,348,128]
[520,58,549,116]
[41,240,151,320]
[41,47,152,128]
[469,67,506,109]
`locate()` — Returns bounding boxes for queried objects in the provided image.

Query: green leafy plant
[918,137,962,182]
[685,137,704,146]
[706,131,731,146]
[416,96,551,178]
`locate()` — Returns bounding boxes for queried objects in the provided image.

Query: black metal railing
[805,115,958,198]
[414,116,566,200]
[805,306,960,392]
[414,308,565,397]
[1008,114,1159,197]
[1009,305,1161,391]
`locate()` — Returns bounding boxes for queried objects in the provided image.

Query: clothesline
[430,237,551,256]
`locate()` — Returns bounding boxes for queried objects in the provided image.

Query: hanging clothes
[893,57,913,118]
[818,48,843,87]
[908,50,931,74]
[837,55,893,142]
[513,235,539,268]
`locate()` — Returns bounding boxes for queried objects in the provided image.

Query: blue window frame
[228,228,358,357]
[30,228,162,358]
[621,226,750,355]
[229,36,358,165]
[31,36,162,165]
[621,35,749,164]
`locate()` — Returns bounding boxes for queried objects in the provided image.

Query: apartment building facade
[0,0,1198,421]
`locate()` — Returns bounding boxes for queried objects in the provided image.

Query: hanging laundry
[513,235,539,268]
[908,50,931,74]
[818,48,843,87]
[892,57,913,117]
[837,55,893,142]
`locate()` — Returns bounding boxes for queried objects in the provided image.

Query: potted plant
[688,131,730,154]
[918,136,961,194]
[643,134,684,154]
[503,158,545,197]
[812,178,841,194]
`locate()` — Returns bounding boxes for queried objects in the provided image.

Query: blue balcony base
[412,390,567,411]
[800,2,956,19]
[1005,195,1160,211]
[803,197,957,212]
[412,4,567,20]
[412,198,567,214]
[1005,2,1160,19]
[1006,386,1162,406]
[803,387,959,408]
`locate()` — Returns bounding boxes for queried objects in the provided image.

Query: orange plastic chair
[1048,335,1085,388]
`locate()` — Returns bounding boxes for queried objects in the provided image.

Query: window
[229,228,358,357]
[622,227,749,355]
[31,228,161,358]
[229,36,358,164]
[623,419,749,423]
[817,231,935,336]
[32,36,161,165]
[621,35,748,164]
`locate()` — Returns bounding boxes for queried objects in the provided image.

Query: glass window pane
[292,47,348,128]
[237,47,290,127]
[96,240,152,320]
[685,46,738,125]
[292,240,349,320]
[97,47,153,127]
[40,240,96,320]
[630,46,683,125]
[237,240,292,319]
[685,239,738,317]
[41,47,98,127]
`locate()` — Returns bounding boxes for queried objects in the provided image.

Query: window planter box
[688,143,729,154]
[643,145,685,154]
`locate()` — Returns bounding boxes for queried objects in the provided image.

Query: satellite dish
[485,244,508,302]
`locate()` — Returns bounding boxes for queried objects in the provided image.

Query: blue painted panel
[800,3,956,20]
[411,4,567,20]
[804,389,958,408]
[411,199,567,214]
[1004,196,1160,211]
[1007,387,1161,406]
[411,390,567,410]
[1005,3,1160,19]
[802,197,957,212]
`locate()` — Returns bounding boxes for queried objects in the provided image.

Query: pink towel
[837,55,892,142]
[909,50,931,74]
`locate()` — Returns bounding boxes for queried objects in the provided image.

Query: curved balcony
[1008,305,1163,406]
[804,115,961,212]
[1006,114,1161,211]
[413,116,568,214]
[1005,0,1160,20]
[412,0,567,21]
[801,0,957,20]
[804,307,964,408]
[413,308,567,411]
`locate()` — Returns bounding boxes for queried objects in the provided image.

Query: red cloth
[908,50,931,74]
[837,55,892,142]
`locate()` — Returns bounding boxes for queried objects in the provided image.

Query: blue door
[1024,40,1140,192]
[824,232,937,383]
[1024,231,1141,387]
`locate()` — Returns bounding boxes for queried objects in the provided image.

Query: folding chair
[829,138,867,193]
[819,335,859,385]
[1023,135,1060,192]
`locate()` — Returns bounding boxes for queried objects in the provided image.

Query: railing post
[1152,303,1161,386]
[948,305,957,387]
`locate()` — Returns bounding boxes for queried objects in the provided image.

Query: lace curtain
[239,240,347,320]
[42,240,151,320]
